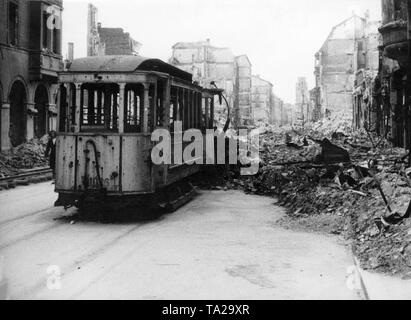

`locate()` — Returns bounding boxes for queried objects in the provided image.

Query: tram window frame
[170,86,179,131]
[80,83,119,132]
[58,84,67,132]
[201,96,207,131]
[124,83,144,133]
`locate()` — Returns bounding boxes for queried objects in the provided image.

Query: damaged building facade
[87,3,142,57]
[251,75,274,124]
[364,0,411,148]
[312,14,380,122]
[295,77,311,125]
[170,39,284,126]
[0,0,63,151]
[352,19,381,131]
[169,40,252,125]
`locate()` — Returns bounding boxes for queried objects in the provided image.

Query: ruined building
[368,0,411,148]
[235,55,253,125]
[352,17,381,130]
[312,14,380,121]
[169,40,253,125]
[295,77,311,125]
[282,103,295,126]
[0,0,63,150]
[87,3,141,57]
[271,95,284,125]
[251,75,274,124]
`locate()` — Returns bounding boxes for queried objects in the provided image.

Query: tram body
[54,55,218,210]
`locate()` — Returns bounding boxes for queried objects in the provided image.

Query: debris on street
[204,122,411,278]
[0,136,49,177]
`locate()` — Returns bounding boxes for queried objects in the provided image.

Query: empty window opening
[9,2,18,46]
[124,84,144,133]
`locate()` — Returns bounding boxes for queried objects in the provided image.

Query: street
[0,182,359,300]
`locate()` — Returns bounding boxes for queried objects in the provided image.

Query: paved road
[0,182,359,299]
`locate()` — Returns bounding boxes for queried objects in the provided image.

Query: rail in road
[0,167,53,190]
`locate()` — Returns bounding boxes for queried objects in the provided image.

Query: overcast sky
[62,0,382,104]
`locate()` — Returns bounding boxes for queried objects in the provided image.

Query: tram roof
[68,55,193,82]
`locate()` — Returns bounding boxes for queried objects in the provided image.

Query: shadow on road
[54,206,169,225]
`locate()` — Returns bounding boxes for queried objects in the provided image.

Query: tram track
[0,220,66,251]
[12,223,144,299]
[0,167,53,188]
[0,206,54,227]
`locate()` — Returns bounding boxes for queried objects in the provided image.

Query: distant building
[87,3,141,57]
[313,14,380,121]
[235,55,252,125]
[282,103,294,126]
[170,40,252,125]
[271,95,285,125]
[295,77,311,125]
[0,0,63,150]
[251,75,273,124]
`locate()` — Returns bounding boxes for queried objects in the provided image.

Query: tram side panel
[75,135,121,193]
[56,135,77,191]
[121,135,153,193]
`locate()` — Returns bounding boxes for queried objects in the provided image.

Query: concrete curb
[351,251,370,300]
[350,244,411,300]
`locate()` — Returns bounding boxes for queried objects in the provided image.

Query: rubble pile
[0,136,49,177]
[219,125,411,277]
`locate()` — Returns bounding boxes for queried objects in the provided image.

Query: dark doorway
[9,81,27,147]
[34,84,49,138]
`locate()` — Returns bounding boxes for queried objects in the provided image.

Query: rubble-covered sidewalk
[0,136,49,177]
[209,116,411,279]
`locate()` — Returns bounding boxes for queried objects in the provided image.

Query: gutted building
[295,77,311,125]
[314,14,378,121]
[170,40,255,126]
[271,95,285,125]
[370,0,411,148]
[251,75,274,124]
[235,55,252,125]
[87,3,141,57]
[0,0,63,150]
[352,18,381,130]
[170,40,236,122]
[282,103,295,126]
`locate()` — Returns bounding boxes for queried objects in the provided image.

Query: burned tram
[54,55,220,213]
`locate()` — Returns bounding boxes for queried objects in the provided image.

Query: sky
[62,0,382,104]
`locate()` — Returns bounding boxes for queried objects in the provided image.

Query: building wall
[352,19,382,130]
[315,15,368,120]
[170,40,238,124]
[251,75,273,124]
[87,3,141,57]
[0,0,63,150]
[371,0,410,148]
[235,55,252,124]
[295,77,311,124]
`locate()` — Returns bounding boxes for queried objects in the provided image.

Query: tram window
[179,90,184,129]
[148,84,156,132]
[58,85,67,132]
[124,84,144,133]
[80,84,119,132]
[170,99,175,126]
[196,92,200,129]
[201,98,206,130]
[184,90,191,130]
[70,84,76,127]
[156,81,165,127]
